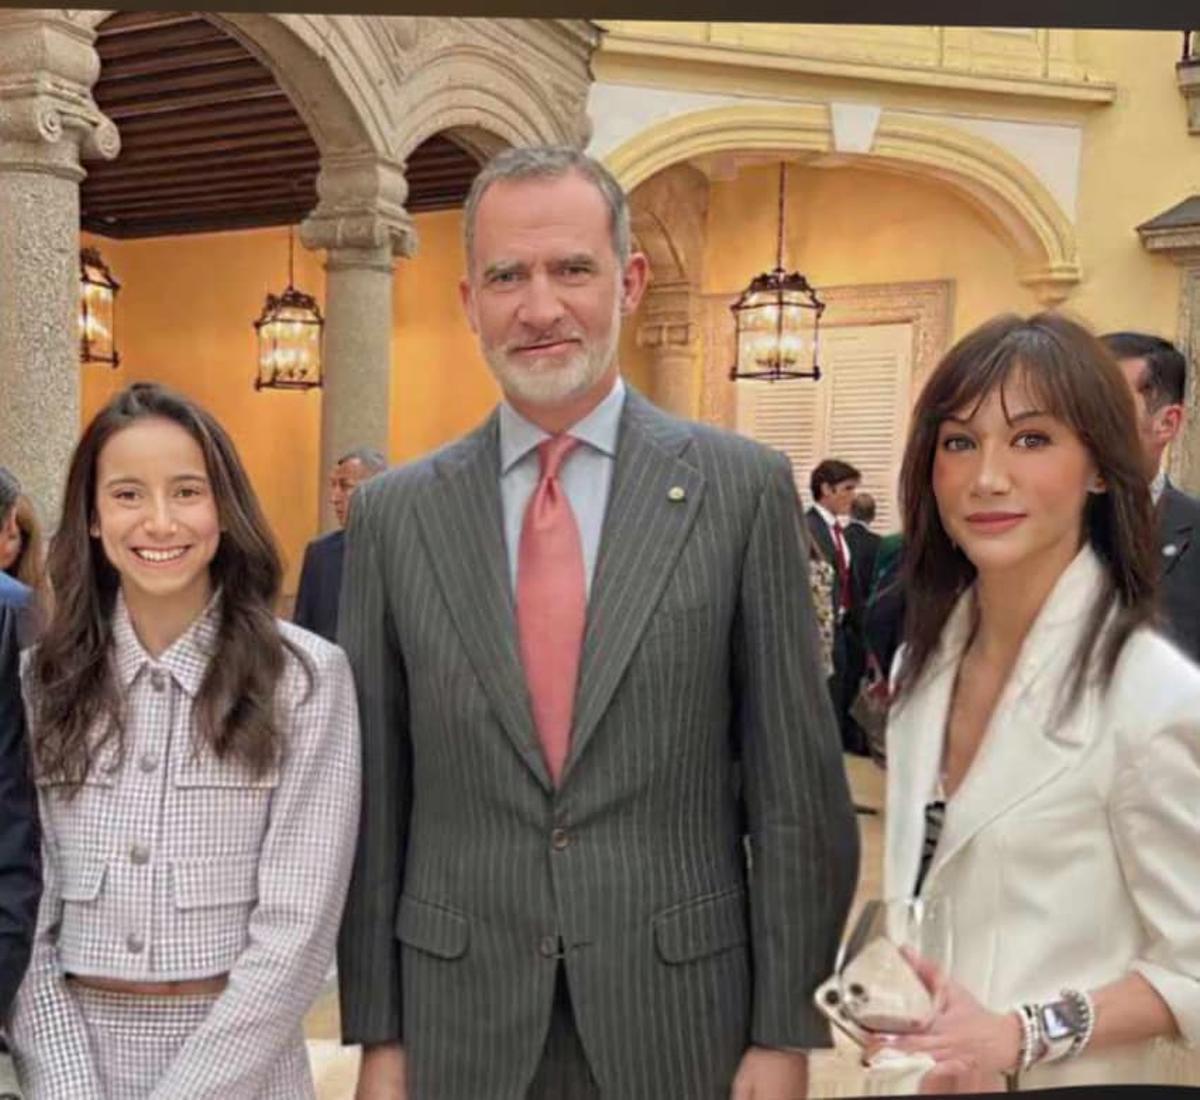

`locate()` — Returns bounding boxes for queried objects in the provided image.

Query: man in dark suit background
[292,447,386,642]
[846,490,882,604]
[805,459,869,754]
[0,470,34,649]
[0,600,40,1043]
[337,145,858,1100]
[1102,332,1200,663]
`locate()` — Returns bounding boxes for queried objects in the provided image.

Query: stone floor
[303,754,883,1099]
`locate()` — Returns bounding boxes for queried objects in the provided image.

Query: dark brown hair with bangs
[892,312,1157,711]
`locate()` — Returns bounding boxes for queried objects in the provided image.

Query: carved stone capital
[0,10,118,176]
[1177,60,1200,136]
[300,151,418,259]
[1018,261,1082,306]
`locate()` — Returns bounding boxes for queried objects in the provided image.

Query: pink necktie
[517,435,585,784]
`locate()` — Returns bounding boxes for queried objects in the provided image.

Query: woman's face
[92,417,221,618]
[0,509,20,573]
[932,374,1099,581]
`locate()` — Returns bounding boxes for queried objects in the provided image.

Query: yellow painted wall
[79,215,500,597]
[1069,30,1198,339]
[78,227,325,595]
[696,161,1036,336]
[390,208,499,462]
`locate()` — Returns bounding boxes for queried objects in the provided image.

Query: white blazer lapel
[922,548,1107,892]
[883,599,972,900]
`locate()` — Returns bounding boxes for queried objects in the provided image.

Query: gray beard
[486,331,617,409]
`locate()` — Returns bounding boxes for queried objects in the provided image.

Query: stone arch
[391,47,583,164]
[74,11,392,159]
[604,103,1081,304]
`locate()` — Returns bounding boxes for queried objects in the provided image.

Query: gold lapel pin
[668,486,686,502]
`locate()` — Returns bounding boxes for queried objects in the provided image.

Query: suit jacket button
[539,935,560,959]
[550,828,570,851]
[126,933,145,954]
[149,669,167,692]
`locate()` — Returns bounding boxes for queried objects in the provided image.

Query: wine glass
[833,896,952,1036]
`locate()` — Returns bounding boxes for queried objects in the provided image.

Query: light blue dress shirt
[499,376,626,598]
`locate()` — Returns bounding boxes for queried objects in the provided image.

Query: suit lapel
[921,550,1105,893]
[563,391,705,781]
[1159,482,1194,577]
[806,509,836,565]
[414,416,552,792]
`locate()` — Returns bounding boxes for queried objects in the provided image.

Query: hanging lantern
[729,162,824,382]
[80,247,120,368]
[253,227,323,391]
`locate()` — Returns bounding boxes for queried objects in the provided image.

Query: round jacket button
[126,933,144,954]
[129,844,150,865]
[149,669,167,692]
[550,828,570,851]
[139,754,158,773]
[538,935,559,959]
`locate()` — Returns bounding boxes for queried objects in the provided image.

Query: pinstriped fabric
[337,388,859,1099]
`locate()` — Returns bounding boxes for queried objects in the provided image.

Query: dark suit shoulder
[1162,483,1200,527]
[304,528,345,556]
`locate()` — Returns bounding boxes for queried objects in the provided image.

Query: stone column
[0,10,118,524]
[1138,208,1200,493]
[301,152,416,530]
[637,281,701,418]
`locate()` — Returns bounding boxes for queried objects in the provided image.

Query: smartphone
[813,975,870,1049]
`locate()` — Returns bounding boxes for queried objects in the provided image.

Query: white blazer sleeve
[1109,705,1200,1046]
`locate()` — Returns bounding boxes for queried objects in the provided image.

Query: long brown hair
[893,312,1157,712]
[30,382,306,787]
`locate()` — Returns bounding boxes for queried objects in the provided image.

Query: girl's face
[0,509,20,573]
[932,374,1099,581]
[92,417,220,618]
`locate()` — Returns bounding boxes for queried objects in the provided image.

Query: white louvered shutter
[735,322,913,532]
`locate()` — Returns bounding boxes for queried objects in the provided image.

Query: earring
[1088,476,1107,494]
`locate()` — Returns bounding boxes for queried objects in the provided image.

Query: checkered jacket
[10,594,361,1099]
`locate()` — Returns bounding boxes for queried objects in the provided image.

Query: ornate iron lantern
[80,247,120,368]
[729,162,824,382]
[253,227,323,391]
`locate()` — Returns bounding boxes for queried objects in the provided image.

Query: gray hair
[0,467,20,522]
[462,145,631,271]
[850,492,877,525]
[336,447,387,475]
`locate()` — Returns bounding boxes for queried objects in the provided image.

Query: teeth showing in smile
[135,547,187,563]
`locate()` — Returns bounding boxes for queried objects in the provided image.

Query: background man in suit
[805,459,869,754]
[1101,332,1200,663]
[846,491,882,604]
[0,601,40,1061]
[293,446,386,641]
[0,470,34,648]
[337,146,858,1100]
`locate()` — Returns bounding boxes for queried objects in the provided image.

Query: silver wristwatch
[1036,989,1095,1063]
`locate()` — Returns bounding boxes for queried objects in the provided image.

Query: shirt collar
[498,376,626,475]
[1151,467,1167,505]
[111,588,222,698]
[813,502,841,529]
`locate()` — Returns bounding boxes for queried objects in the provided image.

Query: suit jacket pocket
[395,895,470,960]
[653,886,748,964]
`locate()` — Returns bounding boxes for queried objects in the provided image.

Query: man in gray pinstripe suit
[337,146,859,1100]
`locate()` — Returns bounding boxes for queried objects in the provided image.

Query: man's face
[1117,356,1183,478]
[459,170,648,413]
[821,478,860,517]
[330,458,376,528]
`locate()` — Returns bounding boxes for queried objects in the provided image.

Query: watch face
[1041,1001,1083,1041]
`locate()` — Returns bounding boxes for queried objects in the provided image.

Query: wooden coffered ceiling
[83,11,482,239]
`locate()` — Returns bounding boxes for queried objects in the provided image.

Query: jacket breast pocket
[395,895,470,960]
[653,886,748,964]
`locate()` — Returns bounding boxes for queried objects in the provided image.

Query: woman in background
[873,313,1200,1092]
[10,382,361,1099]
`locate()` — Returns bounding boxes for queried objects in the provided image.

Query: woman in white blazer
[871,313,1200,1092]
